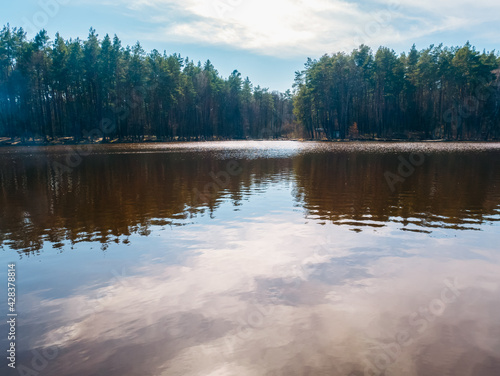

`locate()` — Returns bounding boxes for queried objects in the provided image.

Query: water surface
[1,141,499,375]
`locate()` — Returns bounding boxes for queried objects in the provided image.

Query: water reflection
[293,149,500,232]
[1,142,499,253]
[0,141,499,376]
[8,217,500,376]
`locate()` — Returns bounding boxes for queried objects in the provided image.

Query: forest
[1,25,499,143]
[0,25,294,143]
[294,44,500,140]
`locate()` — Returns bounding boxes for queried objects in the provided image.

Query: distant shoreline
[1,137,499,148]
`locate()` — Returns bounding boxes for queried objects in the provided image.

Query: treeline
[2,25,500,143]
[0,25,294,142]
[294,44,500,140]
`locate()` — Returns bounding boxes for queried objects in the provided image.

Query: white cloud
[86,0,500,57]
[26,216,500,375]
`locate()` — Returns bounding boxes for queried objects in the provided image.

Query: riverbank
[1,136,499,147]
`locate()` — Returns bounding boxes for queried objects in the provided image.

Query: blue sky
[1,0,499,92]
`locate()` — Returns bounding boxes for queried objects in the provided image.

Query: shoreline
[1,137,500,148]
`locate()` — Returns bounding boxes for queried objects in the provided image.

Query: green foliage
[2,26,498,142]
[295,44,500,140]
[0,26,293,142]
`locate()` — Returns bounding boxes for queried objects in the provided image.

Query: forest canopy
[1,25,499,143]
[0,25,294,143]
[294,43,500,140]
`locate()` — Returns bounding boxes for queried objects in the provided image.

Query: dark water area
[0,141,499,375]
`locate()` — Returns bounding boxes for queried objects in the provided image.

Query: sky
[1,0,499,92]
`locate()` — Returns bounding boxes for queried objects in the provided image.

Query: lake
[1,141,500,376]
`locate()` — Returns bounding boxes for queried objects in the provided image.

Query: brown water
[0,141,499,376]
